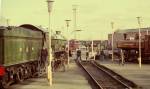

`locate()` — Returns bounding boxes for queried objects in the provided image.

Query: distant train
[117,35,150,62]
[0,24,48,88]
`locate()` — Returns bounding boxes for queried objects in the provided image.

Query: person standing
[76,49,81,60]
[41,48,48,68]
[69,50,72,57]
[101,50,104,61]
[60,52,66,72]
[86,50,89,60]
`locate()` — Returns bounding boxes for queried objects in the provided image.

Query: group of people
[76,47,110,61]
[41,47,125,72]
[53,51,67,72]
[40,47,68,72]
[76,48,90,60]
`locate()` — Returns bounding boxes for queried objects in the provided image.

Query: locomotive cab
[117,35,150,62]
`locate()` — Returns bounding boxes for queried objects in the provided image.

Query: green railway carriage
[0,25,43,66]
[0,24,47,88]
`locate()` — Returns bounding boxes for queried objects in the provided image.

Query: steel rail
[78,61,103,89]
[92,61,132,89]
[79,60,132,89]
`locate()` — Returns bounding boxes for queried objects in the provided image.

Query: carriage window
[130,50,136,53]
[135,34,139,40]
[123,33,127,40]
[19,48,22,52]
[26,47,29,52]
[32,47,34,51]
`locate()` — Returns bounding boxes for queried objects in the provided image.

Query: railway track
[78,61,134,89]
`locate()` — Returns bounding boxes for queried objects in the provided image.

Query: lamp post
[6,18,10,26]
[47,0,54,86]
[111,22,114,62]
[137,17,142,68]
[91,39,95,60]
[65,19,71,66]
[75,30,82,50]
[90,32,95,60]
[75,30,82,40]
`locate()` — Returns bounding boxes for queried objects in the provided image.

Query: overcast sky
[1,0,150,40]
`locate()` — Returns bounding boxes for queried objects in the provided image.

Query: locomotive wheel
[1,73,10,89]
[26,65,32,78]
[24,68,28,79]
[15,72,24,83]
[32,65,37,77]
[27,68,31,78]
[0,80,4,89]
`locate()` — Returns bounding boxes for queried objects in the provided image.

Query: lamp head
[47,0,54,13]
[65,20,71,27]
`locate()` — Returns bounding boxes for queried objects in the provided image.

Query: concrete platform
[97,60,150,89]
[8,60,92,89]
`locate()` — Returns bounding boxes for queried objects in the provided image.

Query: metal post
[48,12,52,86]
[111,22,114,62]
[137,17,142,68]
[47,0,54,86]
[0,0,2,26]
[92,40,95,60]
[121,49,124,65]
[65,20,71,66]
[6,19,9,26]
[75,30,82,51]
[72,5,77,40]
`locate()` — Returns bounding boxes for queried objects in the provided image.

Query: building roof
[19,24,46,33]
[115,27,150,33]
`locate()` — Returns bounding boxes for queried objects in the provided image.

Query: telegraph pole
[137,17,142,68]
[111,22,114,62]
